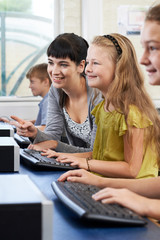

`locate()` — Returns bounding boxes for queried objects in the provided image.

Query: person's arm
[92,187,160,220]
[33,126,96,153]
[58,169,106,186]
[55,139,94,153]
[58,169,160,198]
[87,127,144,178]
[92,177,160,198]
[55,127,144,178]
[42,149,92,158]
[28,140,58,151]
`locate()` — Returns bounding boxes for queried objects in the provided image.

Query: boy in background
[26,63,52,131]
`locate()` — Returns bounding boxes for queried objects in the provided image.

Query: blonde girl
[59,2,160,220]
[44,33,160,179]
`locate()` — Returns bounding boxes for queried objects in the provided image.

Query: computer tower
[0,137,19,172]
[0,125,14,137]
[0,175,53,240]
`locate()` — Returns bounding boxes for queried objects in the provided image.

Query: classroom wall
[0,96,40,120]
[60,0,160,99]
[102,0,160,99]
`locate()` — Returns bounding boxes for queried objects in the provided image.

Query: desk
[17,163,160,240]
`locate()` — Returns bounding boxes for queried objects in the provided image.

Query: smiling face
[140,20,160,85]
[85,44,115,95]
[47,56,84,90]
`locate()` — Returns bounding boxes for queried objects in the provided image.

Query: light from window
[0,0,54,96]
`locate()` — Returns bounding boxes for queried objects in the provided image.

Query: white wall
[0,96,40,120]
[81,0,103,43]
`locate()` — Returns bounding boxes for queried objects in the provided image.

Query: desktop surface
[17,163,160,240]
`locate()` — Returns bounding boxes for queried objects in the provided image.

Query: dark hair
[47,33,89,108]
[47,33,88,66]
[145,3,160,23]
[26,63,51,85]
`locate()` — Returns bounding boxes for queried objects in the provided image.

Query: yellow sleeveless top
[91,100,158,179]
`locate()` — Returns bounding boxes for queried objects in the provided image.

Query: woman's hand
[28,140,58,151]
[41,149,60,158]
[58,169,103,186]
[10,115,37,138]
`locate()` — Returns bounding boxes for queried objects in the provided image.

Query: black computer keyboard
[52,181,147,226]
[14,133,31,148]
[20,148,78,170]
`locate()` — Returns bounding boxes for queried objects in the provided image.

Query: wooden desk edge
[148,218,160,227]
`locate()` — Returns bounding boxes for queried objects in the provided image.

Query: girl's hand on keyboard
[42,150,93,170]
[56,154,88,169]
[92,187,150,217]
[58,169,102,186]
[42,150,88,168]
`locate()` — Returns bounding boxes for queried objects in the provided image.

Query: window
[0,0,54,96]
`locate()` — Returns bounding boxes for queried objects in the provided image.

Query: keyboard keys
[20,148,78,170]
[52,181,147,226]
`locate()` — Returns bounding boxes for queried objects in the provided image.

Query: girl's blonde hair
[92,34,160,167]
